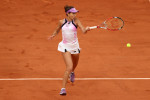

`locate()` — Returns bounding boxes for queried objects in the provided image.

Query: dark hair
[64,5,74,13]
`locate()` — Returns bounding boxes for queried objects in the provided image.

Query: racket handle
[89,26,98,30]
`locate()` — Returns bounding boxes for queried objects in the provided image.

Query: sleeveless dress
[58,19,80,54]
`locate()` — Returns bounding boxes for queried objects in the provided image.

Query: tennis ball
[127,43,131,47]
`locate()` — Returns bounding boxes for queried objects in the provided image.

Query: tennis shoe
[70,72,75,83]
[60,88,66,95]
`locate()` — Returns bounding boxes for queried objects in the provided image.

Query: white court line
[0,78,150,81]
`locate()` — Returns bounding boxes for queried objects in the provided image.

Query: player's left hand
[48,35,55,40]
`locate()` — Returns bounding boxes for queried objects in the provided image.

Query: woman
[48,5,90,95]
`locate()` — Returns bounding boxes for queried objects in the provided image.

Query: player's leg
[60,51,73,95]
[69,53,79,83]
[61,52,73,87]
[71,54,80,72]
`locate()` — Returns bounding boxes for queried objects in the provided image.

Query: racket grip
[89,26,98,30]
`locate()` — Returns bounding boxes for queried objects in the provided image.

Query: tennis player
[48,5,90,95]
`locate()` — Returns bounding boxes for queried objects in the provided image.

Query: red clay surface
[0,0,150,100]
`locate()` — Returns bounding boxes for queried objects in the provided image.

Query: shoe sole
[60,93,66,95]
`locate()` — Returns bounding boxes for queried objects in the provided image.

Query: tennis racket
[89,17,124,31]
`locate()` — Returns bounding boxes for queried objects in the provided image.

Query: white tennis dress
[58,19,80,54]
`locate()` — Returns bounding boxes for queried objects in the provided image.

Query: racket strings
[105,18,124,30]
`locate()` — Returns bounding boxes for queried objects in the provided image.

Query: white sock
[61,88,65,90]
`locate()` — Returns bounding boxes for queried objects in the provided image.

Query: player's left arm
[75,18,90,33]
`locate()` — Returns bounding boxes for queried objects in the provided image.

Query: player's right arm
[76,18,90,34]
[48,20,62,40]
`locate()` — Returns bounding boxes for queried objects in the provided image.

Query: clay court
[0,0,150,100]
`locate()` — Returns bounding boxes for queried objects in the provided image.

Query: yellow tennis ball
[127,43,131,47]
